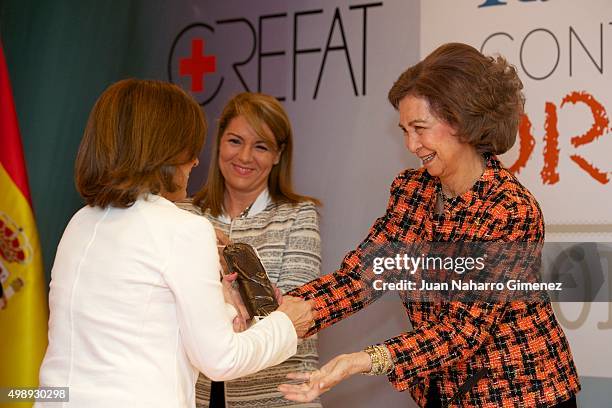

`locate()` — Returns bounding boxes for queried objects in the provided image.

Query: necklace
[440,155,486,200]
[435,191,446,215]
[238,203,254,219]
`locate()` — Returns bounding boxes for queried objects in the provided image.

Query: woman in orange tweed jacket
[279,43,580,407]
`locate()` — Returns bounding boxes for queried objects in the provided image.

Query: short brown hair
[388,42,524,154]
[193,92,319,216]
[75,79,206,208]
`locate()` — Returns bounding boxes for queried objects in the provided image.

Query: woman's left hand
[278,351,371,402]
[221,272,251,332]
[215,228,231,274]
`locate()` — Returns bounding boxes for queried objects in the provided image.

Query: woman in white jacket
[37,79,312,408]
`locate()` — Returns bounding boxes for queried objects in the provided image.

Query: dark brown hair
[193,92,319,216]
[75,79,206,208]
[388,42,525,154]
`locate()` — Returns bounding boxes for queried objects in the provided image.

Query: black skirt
[209,380,225,408]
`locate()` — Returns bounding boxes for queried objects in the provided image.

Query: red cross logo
[179,39,216,92]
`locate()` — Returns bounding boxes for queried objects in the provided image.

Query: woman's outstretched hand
[278,352,371,402]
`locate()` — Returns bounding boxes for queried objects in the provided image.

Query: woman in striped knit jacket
[177,92,322,408]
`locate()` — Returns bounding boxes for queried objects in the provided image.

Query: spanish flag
[0,40,48,407]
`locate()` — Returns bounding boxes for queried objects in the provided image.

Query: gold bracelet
[362,345,394,376]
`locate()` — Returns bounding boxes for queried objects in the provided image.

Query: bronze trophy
[222,243,279,319]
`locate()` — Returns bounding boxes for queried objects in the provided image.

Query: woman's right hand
[277,296,315,338]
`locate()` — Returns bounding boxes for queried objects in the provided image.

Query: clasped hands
[215,229,315,337]
[215,229,363,402]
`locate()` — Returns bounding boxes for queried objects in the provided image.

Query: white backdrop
[421,0,612,226]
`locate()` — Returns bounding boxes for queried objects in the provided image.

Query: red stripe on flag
[0,41,32,204]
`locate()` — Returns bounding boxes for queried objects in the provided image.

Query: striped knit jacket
[176,196,322,408]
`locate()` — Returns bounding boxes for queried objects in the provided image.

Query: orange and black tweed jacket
[289,155,580,407]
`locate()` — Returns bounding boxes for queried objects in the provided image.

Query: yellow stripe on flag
[0,162,48,407]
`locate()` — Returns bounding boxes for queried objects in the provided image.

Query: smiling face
[398,94,479,185]
[218,115,281,200]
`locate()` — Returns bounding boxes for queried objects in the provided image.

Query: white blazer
[37,195,297,407]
